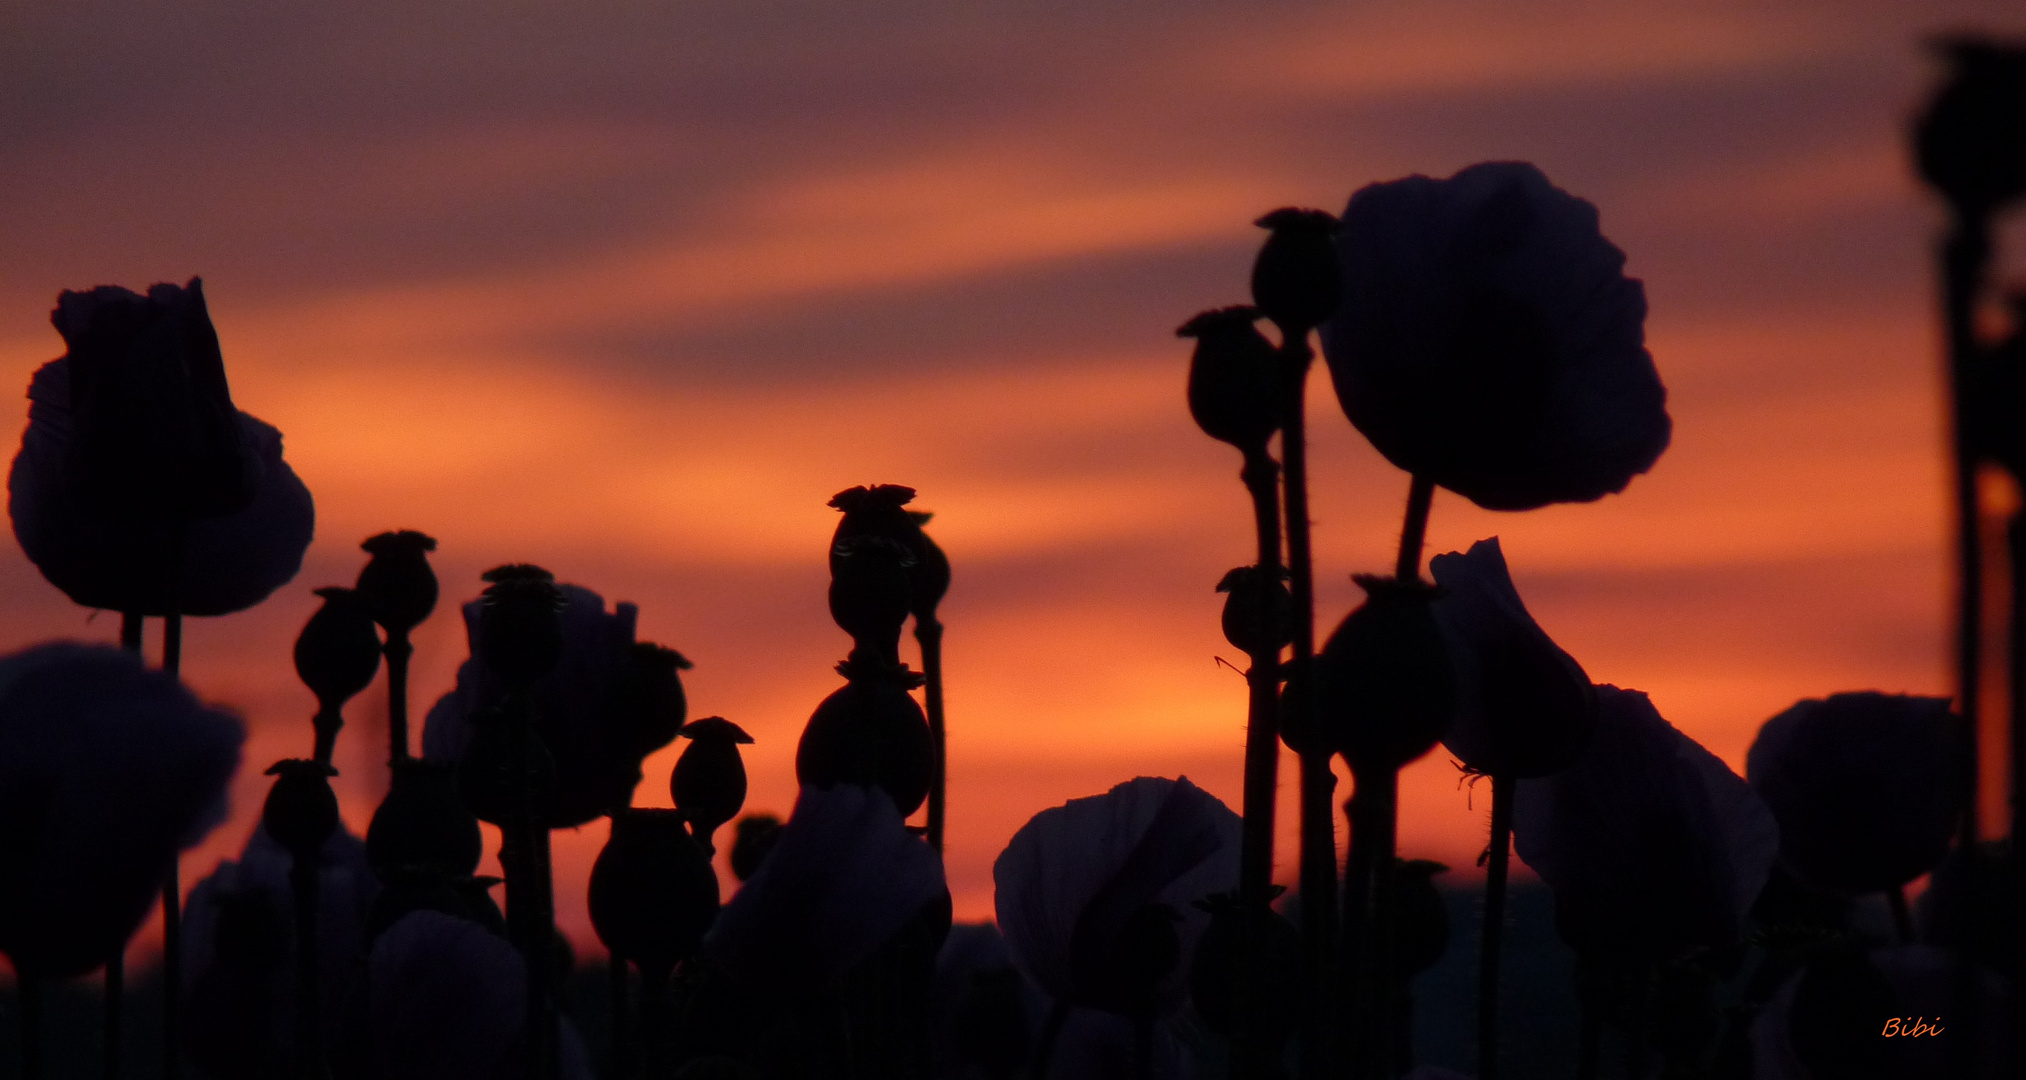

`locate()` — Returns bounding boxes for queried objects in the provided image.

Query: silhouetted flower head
[1746,692,1960,896]
[356,530,439,636]
[729,812,783,882]
[1430,537,1596,778]
[1251,208,1342,337]
[368,909,529,1080]
[704,784,947,998]
[1513,686,1777,958]
[261,758,340,860]
[1915,38,2026,217]
[609,642,692,765]
[0,643,243,978]
[589,808,721,981]
[1314,575,1456,773]
[476,563,565,685]
[1320,161,1670,511]
[994,776,1239,1018]
[829,483,949,627]
[182,824,379,1078]
[423,583,671,827]
[1180,307,1280,451]
[673,716,754,852]
[294,586,382,713]
[1216,565,1293,658]
[796,674,935,816]
[11,283,314,614]
[368,757,483,879]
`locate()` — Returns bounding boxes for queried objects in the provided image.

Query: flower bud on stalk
[608,643,692,767]
[294,586,382,764]
[1315,575,1456,774]
[368,757,483,880]
[1216,565,1292,659]
[1915,39,2026,219]
[356,530,439,763]
[1251,208,1342,339]
[797,676,935,818]
[590,809,721,1077]
[1179,307,1281,452]
[672,717,754,855]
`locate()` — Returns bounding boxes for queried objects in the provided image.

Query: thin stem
[1278,336,1336,1080]
[1478,775,1515,1080]
[1943,219,1989,849]
[2010,512,2026,847]
[162,613,182,675]
[312,708,344,767]
[104,954,123,1080]
[289,858,322,1079]
[1394,475,1436,583]
[1031,1000,1069,1080]
[119,612,143,654]
[918,618,947,852]
[639,965,670,1080]
[162,861,182,1080]
[1235,445,1285,1080]
[1342,769,1399,1080]
[1887,885,1914,946]
[386,633,414,763]
[609,954,631,1078]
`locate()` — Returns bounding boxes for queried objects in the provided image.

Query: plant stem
[2010,513,2026,848]
[385,631,414,763]
[1395,475,1435,583]
[312,707,344,767]
[120,612,143,654]
[918,617,947,852]
[1278,336,1336,1080]
[1477,774,1514,1080]
[160,612,186,1080]
[1235,445,1285,1080]
[639,965,670,1079]
[289,857,322,1079]
[1943,218,1988,850]
[1341,768,1399,1080]
[610,954,631,1078]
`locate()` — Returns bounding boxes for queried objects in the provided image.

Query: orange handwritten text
[1882,1017,1944,1037]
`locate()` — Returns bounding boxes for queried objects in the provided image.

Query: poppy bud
[1914,39,2026,217]
[1188,889,1300,1041]
[588,809,721,981]
[609,642,692,763]
[1314,575,1456,773]
[909,518,950,623]
[796,676,935,816]
[1179,306,1280,451]
[457,704,558,826]
[262,759,340,860]
[356,530,439,636]
[1216,565,1292,657]
[368,758,483,879]
[729,813,783,882]
[1277,657,1324,757]
[1251,208,1342,337]
[672,716,754,853]
[294,586,383,712]
[476,564,565,687]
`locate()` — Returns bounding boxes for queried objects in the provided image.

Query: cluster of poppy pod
[1,34,2025,1080]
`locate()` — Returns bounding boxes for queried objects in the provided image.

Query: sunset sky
[2,0,2017,951]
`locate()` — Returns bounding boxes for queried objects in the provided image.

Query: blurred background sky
[3,0,2020,952]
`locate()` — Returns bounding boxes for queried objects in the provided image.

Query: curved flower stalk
[704,783,946,999]
[993,776,1239,1079]
[0,644,243,979]
[180,824,379,1079]
[1429,536,1595,1079]
[1320,161,1670,513]
[1746,693,1960,928]
[1512,686,1777,958]
[422,583,686,827]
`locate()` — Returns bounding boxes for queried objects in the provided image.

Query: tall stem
[1477,775,1514,1080]
[385,632,414,763]
[918,618,947,852]
[1395,475,1435,583]
[639,965,670,1080]
[160,612,184,1080]
[610,954,631,1078]
[1278,336,1336,1080]
[1341,768,1398,1080]
[2010,513,2026,847]
[1234,445,1286,1080]
[1943,219,1988,849]
[289,858,323,1079]
[110,611,141,1080]
[19,972,42,1080]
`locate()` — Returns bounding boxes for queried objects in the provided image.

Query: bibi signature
[1881,1017,1944,1037]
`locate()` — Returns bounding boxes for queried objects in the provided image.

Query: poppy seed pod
[1251,208,1342,337]
[1276,657,1324,757]
[1216,565,1292,658]
[367,757,483,879]
[1179,306,1280,451]
[588,809,721,981]
[730,813,783,882]
[1321,161,1670,511]
[294,586,383,712]
[828,484,923,574]
[797,676,935,816]
[909,516,950,623]
[672,716,754,852]
[355,530,439,635]
[1915,39,2026,216]
[1188,889,1301,1041]
[476,564,565,687]
[456,704,558,827]
[1746,692,1960,896]
[1313,575,1456,773]
[828,535,914,665]
[261,759,341,860]
[607,642,692,763]
[1430,538,1597,778]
